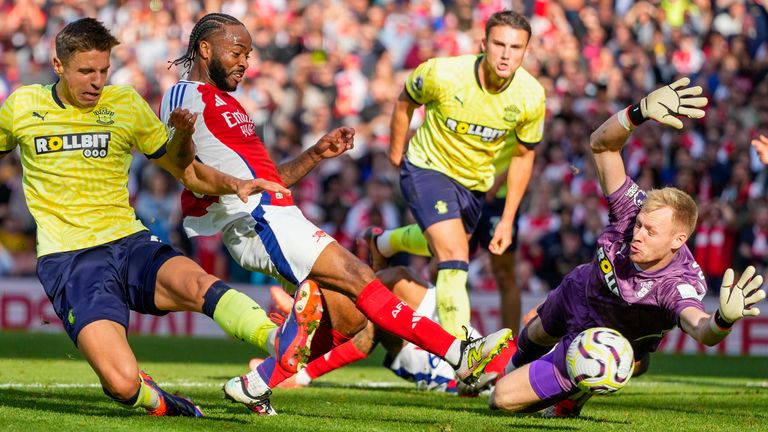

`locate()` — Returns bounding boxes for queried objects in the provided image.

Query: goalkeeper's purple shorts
[528,342,575,404]
[36,230,181,345]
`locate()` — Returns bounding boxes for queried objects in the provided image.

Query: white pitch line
[4,380,762,390]
[0,382,216,389]
[0,381,407,389]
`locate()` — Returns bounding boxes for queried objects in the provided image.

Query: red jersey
[160,80,293,236]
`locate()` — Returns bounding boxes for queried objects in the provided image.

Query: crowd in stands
[1,0,767,296]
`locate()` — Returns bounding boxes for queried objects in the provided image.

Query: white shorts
[223,205,335,290]
[385,287,481,393]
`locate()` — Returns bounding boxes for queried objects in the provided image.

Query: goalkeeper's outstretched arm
[680,266,766,346]
[590,77,708,197]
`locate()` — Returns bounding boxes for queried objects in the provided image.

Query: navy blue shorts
[36,231,182,345]
[399,158,484,234]
[470,197,520,254]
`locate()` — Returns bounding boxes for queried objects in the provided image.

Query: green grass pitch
[0,332,766,431]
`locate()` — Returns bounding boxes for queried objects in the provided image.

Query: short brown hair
[485,10,531,41]
[55,18,119,64]
[642,187,698,236]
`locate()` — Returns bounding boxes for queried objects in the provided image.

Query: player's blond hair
[642,188,698,237]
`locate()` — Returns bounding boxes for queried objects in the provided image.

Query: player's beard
[210,57,237,92]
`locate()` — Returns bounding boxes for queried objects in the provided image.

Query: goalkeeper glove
[627,77,708,129]
[714,266,766,331]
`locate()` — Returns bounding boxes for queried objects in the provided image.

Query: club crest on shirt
[503,105,520,123]
[93,106,115,125]
[636,280,653,298]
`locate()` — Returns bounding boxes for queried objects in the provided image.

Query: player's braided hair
[169,13,242,72]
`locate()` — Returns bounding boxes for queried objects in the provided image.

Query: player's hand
[167,108,198,136]
[751,135,768,164]
[488,219,514,255]
[310,127,355,161]
[235,178,292,203]
[640,77,707,129]
[718,266,766,323]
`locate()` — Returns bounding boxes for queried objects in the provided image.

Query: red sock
[255,356,295,387]
[355,279,456,357]
[307,324,353,361]
[304,338,368,379]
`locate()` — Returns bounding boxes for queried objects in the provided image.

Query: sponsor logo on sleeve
[676,283,705,301]
[410,76,424,94]
[624,183,647,208]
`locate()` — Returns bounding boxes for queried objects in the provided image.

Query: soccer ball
[565,327,634,394]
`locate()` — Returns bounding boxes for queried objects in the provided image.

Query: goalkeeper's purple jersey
[567,177,707,351]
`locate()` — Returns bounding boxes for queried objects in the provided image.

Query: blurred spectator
[737,203,768,276]
[693,201,737,291]
[134,165,181,245]
[0,0,766,294]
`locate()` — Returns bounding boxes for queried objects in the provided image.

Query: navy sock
[103,385,139,406]
[202,280,232,318]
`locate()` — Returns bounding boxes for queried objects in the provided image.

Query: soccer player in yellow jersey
[366,10,545,337]
[0,18,319,417]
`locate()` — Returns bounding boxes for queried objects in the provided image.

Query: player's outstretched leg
[223,360,277,415]
[274,279,324,372]
[312,242,513,385]
[139,371,204,417]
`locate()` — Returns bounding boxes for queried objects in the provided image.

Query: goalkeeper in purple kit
[489,78,766,417]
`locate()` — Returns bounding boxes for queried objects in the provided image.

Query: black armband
[714,309,734,330]
[627,103,647,127]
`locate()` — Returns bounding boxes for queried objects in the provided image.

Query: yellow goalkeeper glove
[627,77,708,129]
[715,266,766,329]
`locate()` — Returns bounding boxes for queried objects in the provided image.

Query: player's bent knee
[102,369,140,401]
[488,387,527,412]
[192,273,219,300]
[348,313,368,336]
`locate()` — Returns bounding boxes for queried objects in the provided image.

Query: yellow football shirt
[0,84,168,256]
[404,54,545,192]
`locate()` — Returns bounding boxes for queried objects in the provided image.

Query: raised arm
[591,77,708,196]
[679,266,765,346]
[388,89,420,167]
[276,127,355,187]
